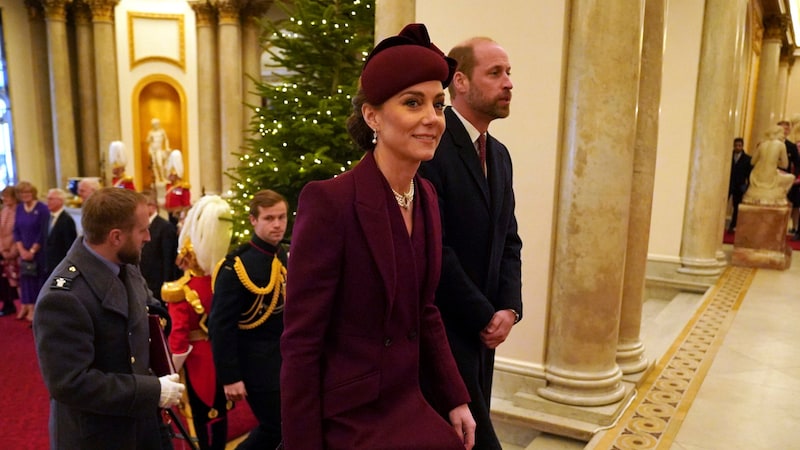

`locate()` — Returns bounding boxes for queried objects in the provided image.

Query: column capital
[763,14,788,41]
[72,0,92,25]
[214,0,241,25]
[41,0,72,21]
[88,0,119,23]
[25,0,45,21]
[191,2,217,27]
[242,0,273,24]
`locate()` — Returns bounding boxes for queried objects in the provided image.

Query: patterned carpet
[591,266,756,449]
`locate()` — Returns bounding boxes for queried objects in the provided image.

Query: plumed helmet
[109,141,127,169]
[178,195,232,275]
[166,149,184,179]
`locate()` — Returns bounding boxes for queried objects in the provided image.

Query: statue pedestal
[731,203,792,270]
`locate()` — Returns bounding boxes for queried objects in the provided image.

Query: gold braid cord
[234,255,287,330]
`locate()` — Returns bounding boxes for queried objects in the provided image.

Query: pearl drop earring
[372,131,378,144]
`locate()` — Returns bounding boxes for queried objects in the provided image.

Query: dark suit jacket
[729,151,752,197]
[419,107,523,338]
[281,151,469,449]
[45,210,77,275]
[139,215,178,300]
[33,238,164,449]
[784,139,800,174]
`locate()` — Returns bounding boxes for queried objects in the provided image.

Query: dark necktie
[477,134,487,175]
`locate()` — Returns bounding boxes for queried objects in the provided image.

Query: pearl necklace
[391,179,415,210]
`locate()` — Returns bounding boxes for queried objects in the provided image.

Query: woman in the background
[0,186,19,317]
[13,181,49,322]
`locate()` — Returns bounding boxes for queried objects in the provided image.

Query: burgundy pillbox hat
[361,23,457,105]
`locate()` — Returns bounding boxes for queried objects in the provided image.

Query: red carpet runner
[0,302,257,449]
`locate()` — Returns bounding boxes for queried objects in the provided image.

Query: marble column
[73,0,100,177]
[537,0,643,406]
[42,0,79,189]
[750,15,785,145]
[374,0,415,42]
[777,57,790,119]
[216,0,243,191]
[242,1,271,143]
[192,2,221,195]
[24,1,56,185]
[678,0,745,276]
[89,0,121,186]
[618,0,666,376]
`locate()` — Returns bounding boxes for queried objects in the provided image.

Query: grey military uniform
[33,238,167,450]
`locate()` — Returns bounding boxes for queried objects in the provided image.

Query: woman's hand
[448,403,476,449]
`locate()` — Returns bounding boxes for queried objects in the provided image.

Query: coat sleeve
[280,181,344,449]
[33,290,161,417]
[208,262,247,385]
[494,148,523,317]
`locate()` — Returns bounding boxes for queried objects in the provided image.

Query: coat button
[130,356,136,364]
[384,337,393,347]
[407,329,418,340]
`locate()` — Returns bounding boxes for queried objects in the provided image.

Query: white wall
[647,0,705,262]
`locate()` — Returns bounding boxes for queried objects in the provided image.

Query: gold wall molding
[127,12,186,71]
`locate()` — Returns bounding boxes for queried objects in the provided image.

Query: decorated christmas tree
[227,0,375,243]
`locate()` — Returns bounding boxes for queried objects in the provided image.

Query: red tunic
[112,176,136,191]
[167,275,217,407]
[165,183,191,212]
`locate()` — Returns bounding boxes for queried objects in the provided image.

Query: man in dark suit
[45,188,77,277]
[139,191,179,302]
[728,137,751,232]
[419,37,522,450]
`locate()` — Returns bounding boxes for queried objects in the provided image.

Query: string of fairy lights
[227,0,372,242]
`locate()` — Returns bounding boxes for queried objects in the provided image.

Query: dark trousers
[0,275,16,314]
[729,192,744,230]
[237,390,281,450]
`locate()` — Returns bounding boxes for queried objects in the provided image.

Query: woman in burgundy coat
[280,24,475,449]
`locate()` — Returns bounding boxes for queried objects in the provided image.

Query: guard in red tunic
[164,149,191,225]
[162,195,232,450]
[109,141,136,191]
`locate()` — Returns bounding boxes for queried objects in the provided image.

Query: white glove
[158,373,185,408]
[171,345,192,373]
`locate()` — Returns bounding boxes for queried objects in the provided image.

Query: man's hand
[480,309,516,349]
[158,374,185,408]
[224,381,247,402]
[448,403,476,449]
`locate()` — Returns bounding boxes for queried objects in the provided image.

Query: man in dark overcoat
[139,191,179,302]
[44,188,77,276]
[728,137,751,232]
[33,188,184,450]
[419,37,523,450]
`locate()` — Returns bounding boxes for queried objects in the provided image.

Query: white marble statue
[743,125,796,206]
[147,118,170,183]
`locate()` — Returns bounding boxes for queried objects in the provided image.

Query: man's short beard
[118,246,140,265]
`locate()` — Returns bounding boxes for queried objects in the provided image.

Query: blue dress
[13,201,49,305]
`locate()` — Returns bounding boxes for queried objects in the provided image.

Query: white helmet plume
[179,195,232,274]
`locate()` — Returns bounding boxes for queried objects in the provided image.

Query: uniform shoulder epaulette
[161,272,204,314]
[50,264,80,290]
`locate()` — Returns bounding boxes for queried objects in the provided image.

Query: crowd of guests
[0,183,77,322]
[27,23,523,450]
[728,118,800,237]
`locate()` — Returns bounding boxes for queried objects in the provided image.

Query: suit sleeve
[495,152,523,318]
[280,181,343,449]
[208,262,247,385]
[160,222,179,286]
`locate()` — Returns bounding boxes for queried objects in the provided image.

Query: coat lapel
[486,134,505,221]
[352,152,397,318]
[445,107,490,207]
[70,238,129,318]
